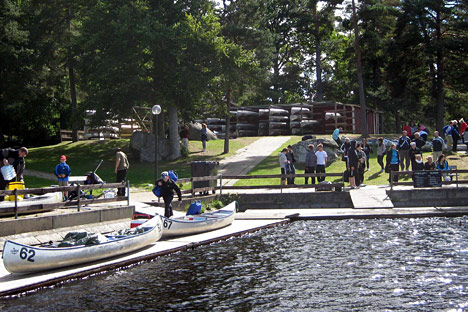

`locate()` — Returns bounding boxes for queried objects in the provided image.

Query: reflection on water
[2,217,468,311]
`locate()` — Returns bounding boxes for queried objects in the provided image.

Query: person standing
[451,120,460,152]
[432,131,444,162]
[115,148,129,196]
[347,141,359,189]
[403,122,412,138]
[408,142,421,171]
[156,171,182,218]
[397,130,411,171]
[376,137,386,173]
[315,144,328,182]
[55,155,71,198]
[304,144,317,185]
[459,118,467,144]
[361,138,373,171]
[340,137,351,163]
[442,121,454,152]
[0,147,28,201]
[412,132,425,149]
[278,148,289,186]
[332,127,343,147]
[356,144,366,186]
[286,145,296,185]
[179,124,190,153]
[200,123,208,152]
[386,144,400,183]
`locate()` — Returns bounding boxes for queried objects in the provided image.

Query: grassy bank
[23,137,258,189]
[235,136,468,187]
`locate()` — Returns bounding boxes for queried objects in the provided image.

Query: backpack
[186,201,202,215]
[152,185,162,198]
[168,170,178,182]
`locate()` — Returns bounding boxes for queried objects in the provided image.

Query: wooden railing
[0,182,129,219]
[390,169,468,190]
[177,173,345,196]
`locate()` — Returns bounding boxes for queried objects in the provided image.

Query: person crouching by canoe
[55,155,71,199]
[157,171,182,218]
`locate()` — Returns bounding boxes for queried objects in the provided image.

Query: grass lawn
[23,137,258,189]
[235,135,468,187]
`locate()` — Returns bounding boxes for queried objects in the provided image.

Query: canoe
[131,201,237,238]
[161,201,237,238]
[0,192,63,217]
[2,217,163,274]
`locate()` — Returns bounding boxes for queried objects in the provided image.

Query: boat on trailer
[131,201,238,238]
[2,217,163,274]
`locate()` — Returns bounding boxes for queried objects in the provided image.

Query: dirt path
[218,136,292,186]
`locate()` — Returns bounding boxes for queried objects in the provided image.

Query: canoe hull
[161,201,237,238]
[2,217,163,274]
[0,192,63,217]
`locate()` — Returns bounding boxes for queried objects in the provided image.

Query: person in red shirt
[403,122,412,138]
[459,118,467,143]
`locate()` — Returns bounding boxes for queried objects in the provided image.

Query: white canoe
[0,192,63,216]
[160,201,237,238]
[2,217,163,274]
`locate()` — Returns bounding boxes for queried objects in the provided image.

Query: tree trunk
[313,4,323,102]
[68,7,79,142]
[167,105,181,160]
[394,109,401,134]
[352,0,368,138]
[224,89,232,154]
[435,10,445,132]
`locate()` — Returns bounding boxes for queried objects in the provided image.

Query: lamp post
[152,105,161,185]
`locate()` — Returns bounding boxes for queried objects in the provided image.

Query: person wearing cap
[0,147,28,201]
[156,171,182,218]
[408,142,421,171]
[115,148,129,196]
[55,155,71,198]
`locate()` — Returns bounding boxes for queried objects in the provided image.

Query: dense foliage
[1,0,467,146]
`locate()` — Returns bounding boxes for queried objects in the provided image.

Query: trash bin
[191,161,219,194]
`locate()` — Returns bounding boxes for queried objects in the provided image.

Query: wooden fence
[0,182,129,219]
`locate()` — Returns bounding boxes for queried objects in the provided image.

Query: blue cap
[161,171,169,178]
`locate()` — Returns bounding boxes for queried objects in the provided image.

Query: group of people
[0,147,130,201]
[179,123,210,153]
[442,119,468,152]
[0,147,28,201]
[278,144,328,185]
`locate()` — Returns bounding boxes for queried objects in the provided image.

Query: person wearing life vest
[156,171,182,218]
[0,147,28,201]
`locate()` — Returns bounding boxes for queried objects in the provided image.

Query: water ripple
[1,217,468,311]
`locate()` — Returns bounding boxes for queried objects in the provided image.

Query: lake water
[2,217,468,311]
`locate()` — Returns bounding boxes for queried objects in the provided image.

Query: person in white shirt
[315,144,328,182]
[278,148,289,185]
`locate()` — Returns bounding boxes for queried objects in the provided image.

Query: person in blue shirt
[436,154,450,181]
[385,144,400,183]
[332,127,343,147]
[442,121,454,152]
[55,155,71,198]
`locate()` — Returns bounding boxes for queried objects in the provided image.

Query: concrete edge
[0,219,289,298]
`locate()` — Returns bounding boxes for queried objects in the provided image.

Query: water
[2,217,468,311]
